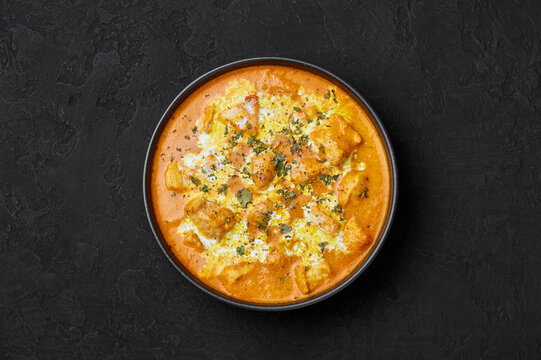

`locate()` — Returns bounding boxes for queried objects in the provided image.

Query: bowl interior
[143,57,398,311]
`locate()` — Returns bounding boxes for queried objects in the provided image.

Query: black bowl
[143,57,398,311]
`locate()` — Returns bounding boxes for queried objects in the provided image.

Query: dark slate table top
[1,1,540,359]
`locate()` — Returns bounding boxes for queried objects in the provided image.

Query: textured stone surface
[1,0,541,359]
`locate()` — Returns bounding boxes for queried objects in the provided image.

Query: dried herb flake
[217,184,228,194]
[199,185,209,192]
[280,224,293,234]
[359,187,369,198]
[190,176,201,186]
[236,188,252,208]
[236,245,245,256]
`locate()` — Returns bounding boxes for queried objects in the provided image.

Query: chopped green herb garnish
[247,136,268,154]
[224,124,229,135]
[241,167,251,177]
[280,224,293,234]
[199,185,209,192]
[293,106,302,112]
[332,204,343,213]
[331,89,338,103]
[319,145,325,153]
[230,131,244,147]
[234,131,244,140]
[272,153,290,177]
[236,188,252,208]
[236,245,245,256]
[285,191,297,200]
[319,174,338,185]
[359,187,369,198]
[257,210,272,230]
[218,184,228,194]
[189,175,201,186]
[286,190,297,200]
[291,140,302,154]
[192,126,198,134]
[254,145,267,155]
[276,188,297,200]
[280,127,291,135]
[319,241,329,253]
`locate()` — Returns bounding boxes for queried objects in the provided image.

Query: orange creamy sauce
[150,65,390,304]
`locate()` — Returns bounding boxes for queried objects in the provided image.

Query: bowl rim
[143,57,398,311]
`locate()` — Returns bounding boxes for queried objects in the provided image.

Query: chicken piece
[226,142,251,170]
[246,200,273,237]
[243,95,259,118]
[343,217,372,252]
[294,260,331,294]
[265,246,286,265]
[266,225,282,244]
[294,265,309,294]
[311,114,362,166]
[286,193,311,221]
[225,175,245,196]
[164,162,187,192]
[289,109,306,123]
[336,170,364,206]
[289,157,325,184]
[241,95,259,136]
[220,263,253,285]
[303,105,319,120]
[251,151,276,189]
[265,72,300,97]
[185,197,236,239]
[218,95,259,136]
[271,134,294,162]
[308,204,341,235]
[217,106,242,125]
[199,104,215,133]
[182,230,204,251]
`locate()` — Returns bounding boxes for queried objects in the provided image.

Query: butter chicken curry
[150,65,391,303]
